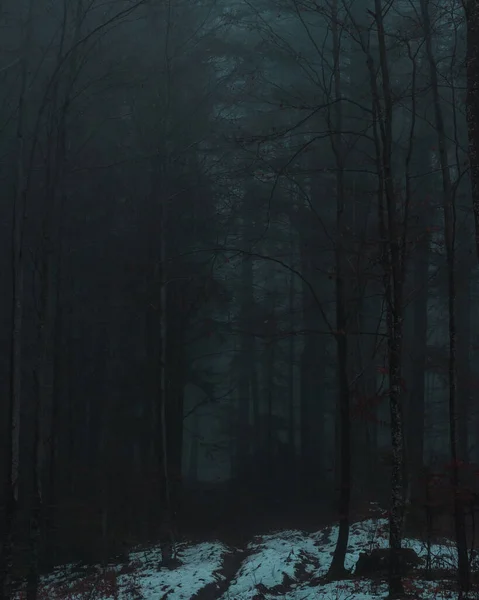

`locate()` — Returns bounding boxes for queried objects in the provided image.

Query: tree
[0,0,31,594]
[466,0,479,258]
[420,0,470,593]
[327,0,351,578]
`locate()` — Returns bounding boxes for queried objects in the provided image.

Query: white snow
[13,516,465,599]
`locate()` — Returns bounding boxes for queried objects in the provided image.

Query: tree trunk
[159,190,175,564]
[236,253,253,479]
[265,333,276,476]
[328,0,351,576]
[421,0,470,591]
[407,198,429,515]
[250,337,260,461]
[456,252,471,465]
[187,409,199,483]
[466,0,479,259]
[27,253,56,599]
[27,98,65,597]
[165,282,186,515]
[299,240,326,499]
[45,277,64,567]
[0,2,30,592]
[387,301,406,598]
[366,0,407,592]
[0,140,25,600]
[288,218,295,452]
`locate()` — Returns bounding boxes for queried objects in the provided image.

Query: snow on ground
[19,541,229,599]
[122,542,228,599]
[14,517,465,599]
[219,519,460,600]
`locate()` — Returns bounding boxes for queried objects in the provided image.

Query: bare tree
[0,0,33,595]
[327,0,351,578]
[348,0,410,593]
[465,0,479,258]
[420,0,470,593]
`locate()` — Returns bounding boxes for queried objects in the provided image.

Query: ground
[11,514,477,599]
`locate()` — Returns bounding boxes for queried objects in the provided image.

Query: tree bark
[407,198,429,514]
[328,0,351,575]
[0,1,30,592]
[456,251,471,465]
[236,253,253,479]
[288,217,295,453]
[299,228,327,498]
[466,0,479,259]
[421,0,470,591]
[369,0,407,592]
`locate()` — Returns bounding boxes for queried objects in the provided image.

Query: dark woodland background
[0,0,479,598]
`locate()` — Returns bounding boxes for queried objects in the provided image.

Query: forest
[0,0,479,598]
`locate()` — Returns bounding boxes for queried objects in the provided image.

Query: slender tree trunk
[288,218,295,452]
[236,189,261,479]
[158,0,175,564]
[265,332,276,475]
[146,183,161,532]
[250,338,260,461]
[420,0,470,592]
[65,306,75,500]
[329,289,350,578]
[466,0,479,258]
[236,254,253,479]
[299,239,326,498]
[0,3,30,592]
[446,259,470,597]
[328,0,350,575]
[187,410,199,483]
[44,185,67,567]
[407,200,429,516]
[159,187,174,564]
[99,327,113,566]
[386,294,405,598]
[26,395,42,600]
[27,256,55,599]
[456,254,471,465]
[365,0,407,591]
[27,109,64,600]
[45,276,63,567]
[0,134,25,600]
[165,283,186,514]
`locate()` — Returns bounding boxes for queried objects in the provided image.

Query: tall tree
[0,0,32,594]
[466,0,479,258]
[420,0,470,591]
[328,0,351,577]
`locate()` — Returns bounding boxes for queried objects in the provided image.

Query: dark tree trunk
[27,178,60,597]
[299,241,326,499]
[368,0,407,591]
[45,288,63,567]
[265,333,276,475]
[250,338,260,461]
[187,409,199,483]
[328,303,350,578]
[407,203,429,512]
[0,191,24,599]
[456,254,471,465]
[466,0,479,259]
[420,0,470,590]
[165,282,186,514]
[328,0,351,575]
[288,223,295,452]
[0,12,28,594]
[236,253,253,479]
[387,302,406,598]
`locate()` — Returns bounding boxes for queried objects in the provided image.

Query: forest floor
[12,510,479,599]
